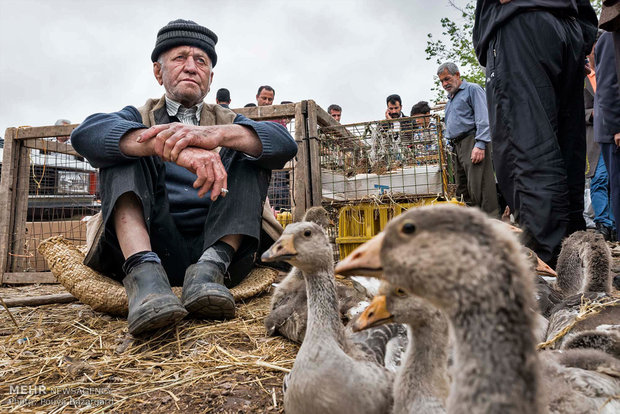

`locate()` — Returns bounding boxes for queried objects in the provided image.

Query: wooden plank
[293,102,309,222]
[9,145,31,272]
[306,100,323,206]
[2,272,58,284]
[2,292,76,307]
[22,138,81,157]
[0,128,19,281]
[13,124,78,140]
[233,103,296,120]
[435,115,449,196]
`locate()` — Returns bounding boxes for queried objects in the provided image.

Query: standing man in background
[254,85,290,209]
[215,88,231,108]
[585,32,616,241]
[473,0,597,266]
[439,62,498,217]
[595,30,620,240]
[381,94,412,145]
[256,85,275,106]
[327,104,342,122]
[384,94,405,120]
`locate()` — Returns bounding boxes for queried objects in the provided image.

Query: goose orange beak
[335,232,385,277]
[351,295,393,332]
[261,234,297,262]
[524,247,557,277]
[505,223,523,233]
[535,257,557,277]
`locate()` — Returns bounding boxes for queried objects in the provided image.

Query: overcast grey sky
[0,0,463,136]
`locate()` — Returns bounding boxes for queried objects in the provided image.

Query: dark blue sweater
[71,105,297,233]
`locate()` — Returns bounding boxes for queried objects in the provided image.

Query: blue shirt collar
[449,80,467,100]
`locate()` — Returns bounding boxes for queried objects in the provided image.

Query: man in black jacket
[473,0,598,267]
[594,31,620,237]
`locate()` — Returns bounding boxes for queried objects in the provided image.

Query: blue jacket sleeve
[595,33,620,138]
[71,108,297,170]
[233,114,297,169]
[470,84,490,150]
[70,106,147,169]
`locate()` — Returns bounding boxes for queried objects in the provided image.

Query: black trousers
[85,149,272,287]
[485,11,586,266]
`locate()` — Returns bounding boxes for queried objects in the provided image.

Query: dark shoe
[595,222,613,241]
[123,262,187,336]
[182,262,235,319]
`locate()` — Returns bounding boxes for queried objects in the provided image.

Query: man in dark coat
[585,35,615,240]
[473,0,598,267]
[594,30,620,237]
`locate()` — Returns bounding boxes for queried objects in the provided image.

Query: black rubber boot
[123,262,188,335]
[182,262,235,319]
[595,222,613,241]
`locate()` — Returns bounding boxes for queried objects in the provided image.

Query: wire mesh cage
[0,133,101,274]
[317,115,456,259]
[27,147,100,221]
[265,119,295,228]
[318,115,448,202]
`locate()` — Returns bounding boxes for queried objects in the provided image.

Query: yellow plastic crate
[276,211,293,228]
[335,197,465,260]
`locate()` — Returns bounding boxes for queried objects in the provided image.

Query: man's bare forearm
[204,124,262,157]
[120,129,157,157]
[137,123,263,160]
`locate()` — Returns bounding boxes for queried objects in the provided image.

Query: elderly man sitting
[71,19,297,335]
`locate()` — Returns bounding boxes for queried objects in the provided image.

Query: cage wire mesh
[318,115,453,259]
[267,118,295,228]
[4,112,300,274]
[9,141,101,272]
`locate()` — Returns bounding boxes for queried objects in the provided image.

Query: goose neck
[448,304,541,414]
[303,269,345,343]
[395,323,450,408]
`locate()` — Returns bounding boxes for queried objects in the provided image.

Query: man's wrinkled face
[439,69,462,96]
[387,101,402,118]
[330,110,341,122]
[256,89,275,106]
[154,46,213,107]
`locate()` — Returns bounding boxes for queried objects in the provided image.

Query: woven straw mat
[37,236,277,317]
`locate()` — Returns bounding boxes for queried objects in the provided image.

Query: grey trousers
[452,133,499,217]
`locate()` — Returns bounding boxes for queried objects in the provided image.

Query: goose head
[336,205,534,315]
[352,281,444,332]
[524,247,557,277]
[335,232,383,278]
[262,222,333,274]
[303,206,334,229]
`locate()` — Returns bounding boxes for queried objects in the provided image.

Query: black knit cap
[151,19,218,66]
